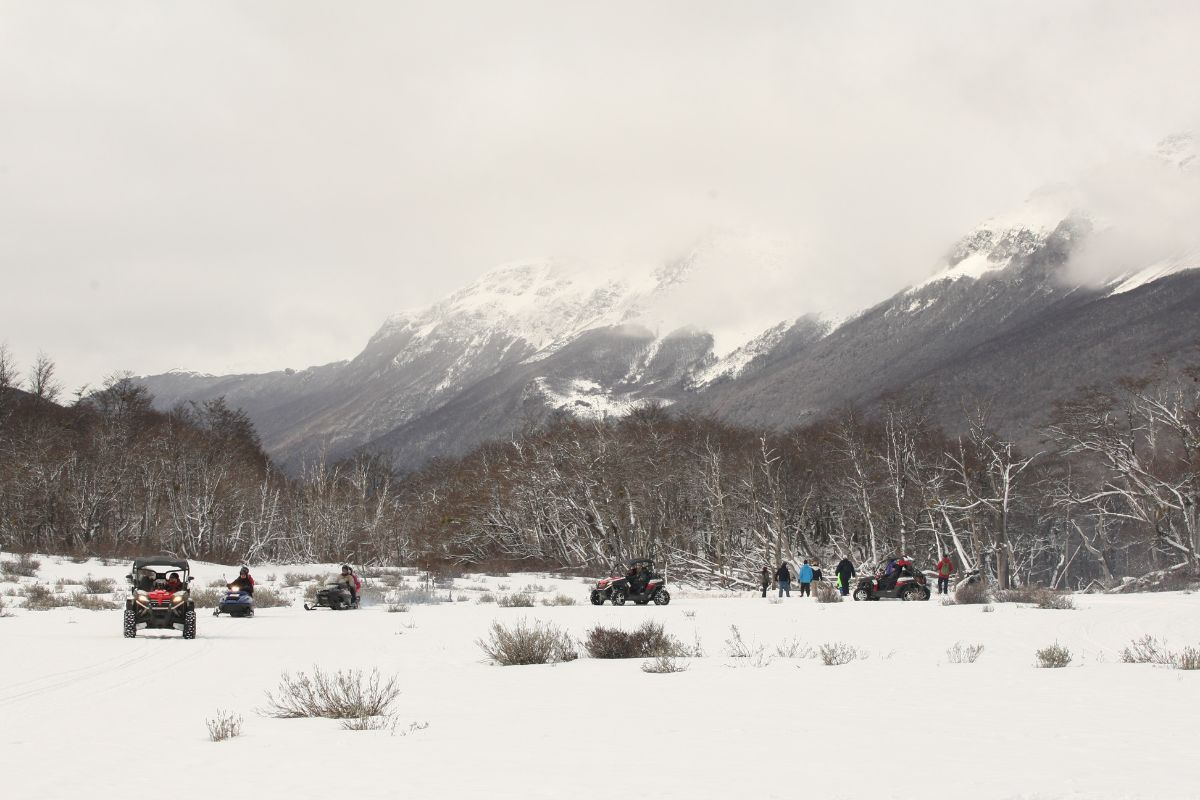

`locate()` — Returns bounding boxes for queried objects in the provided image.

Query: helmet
[239,566,249,575]
[341,564,352,574]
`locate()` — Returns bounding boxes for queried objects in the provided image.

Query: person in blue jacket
[798,560,815,597]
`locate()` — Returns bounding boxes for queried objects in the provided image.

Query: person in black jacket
[776,562,792,597]
[230,566,255,595]
[835,558,855,596]
[759,566,771,598]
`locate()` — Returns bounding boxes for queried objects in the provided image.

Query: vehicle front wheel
[852,587,871,602]
[653,590,671,606]
[589,590,606,606]
[611,591,626,606]
[123,609,137,638]
[182,609,197,639]
[899,586,921,601]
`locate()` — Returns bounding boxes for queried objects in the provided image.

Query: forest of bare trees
[1,346,1197,592]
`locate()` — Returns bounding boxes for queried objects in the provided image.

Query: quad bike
[213,582,255,617]
[590,558,671,606]
[123,557,197,638]
[304,582,359,611]
[853,558,931,601]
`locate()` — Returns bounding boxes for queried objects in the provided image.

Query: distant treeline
[1,346,1197,590]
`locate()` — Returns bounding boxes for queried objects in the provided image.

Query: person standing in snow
[760,566,771,598]
[835,557,856,596]
[798,560,814,597]
[811,560,824,582]
[936,554,954,595]
[776,562,792,597]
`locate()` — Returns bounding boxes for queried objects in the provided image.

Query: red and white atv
[591,559,671,606]
[853,557,931,601]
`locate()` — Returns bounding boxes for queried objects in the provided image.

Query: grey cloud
[2,0,1199,390]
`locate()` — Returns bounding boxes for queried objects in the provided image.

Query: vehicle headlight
[171,591,186,605]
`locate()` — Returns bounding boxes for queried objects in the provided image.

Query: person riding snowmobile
[230,566,255,595]
[336,564,360,605]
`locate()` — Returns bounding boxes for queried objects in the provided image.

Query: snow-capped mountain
[141,136,1200,469]
[696,135,1200,438]
[140,239,779,469]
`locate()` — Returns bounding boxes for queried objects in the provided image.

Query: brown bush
[952,580,991,605]
[584,621,686,659]
[262,668,400,719]
[477,619,578,666]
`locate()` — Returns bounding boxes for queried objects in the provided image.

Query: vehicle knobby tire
[852,587,871,602]
[182,609,197,639]
[611,591,626,606]
[123,608,137,638]
[589,590,606,606]
[899,586,921,601]
[653,590,671,606]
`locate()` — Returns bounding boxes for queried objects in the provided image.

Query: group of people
[760,554,957,597]
[763,559,836,597]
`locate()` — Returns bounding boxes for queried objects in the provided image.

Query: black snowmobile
[304,581,359,611]
[590,558,671,606]
[853,557,931,601]
[123,557,197,638]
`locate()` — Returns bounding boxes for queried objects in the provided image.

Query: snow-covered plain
[2,555,1198,800]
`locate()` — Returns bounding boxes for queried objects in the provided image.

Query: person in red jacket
[936,554,954,595]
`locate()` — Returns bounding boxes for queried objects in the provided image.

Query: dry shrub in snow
[981,604,995,613]
[188,588,225,608]
[1175,647,1200,670]
[952,580,990,605]
[813,581,841,603]
[1120,636,1200,669]
[206,710,243,742]
[477,619,578,666]
[998,587,1076,610]
[1035,643,1072,668]
[774,637,813,659]
[497,592,535,607]
[387,603,410,613]
[819,642,859,666]
[251,587,291,608]
[540,593,576,606]
[947,642,985,664]
[1120,635,1172,665]
[67,593,119,611]
[725,625,772,666]
[584,621,686,659]
[23,584,67,610]
[340,714,396,732]
[82,576,116,594]
[284,572,319,587]
[0,595,10,617]
[263,668,400,719]
[641,655,689,674]
[207,578,229,588]
[392,588,442,606]
[476,593,497,604]
[0,554,41,578]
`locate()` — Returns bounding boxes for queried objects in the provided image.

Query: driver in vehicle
[137,568,157,591]
[165,572,183,592]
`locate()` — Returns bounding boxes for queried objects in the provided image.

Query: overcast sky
[2,0,1199,394]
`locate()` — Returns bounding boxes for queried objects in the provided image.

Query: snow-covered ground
[2,554,1198,800]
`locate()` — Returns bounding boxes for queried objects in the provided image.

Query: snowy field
[2,555,1198,800]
